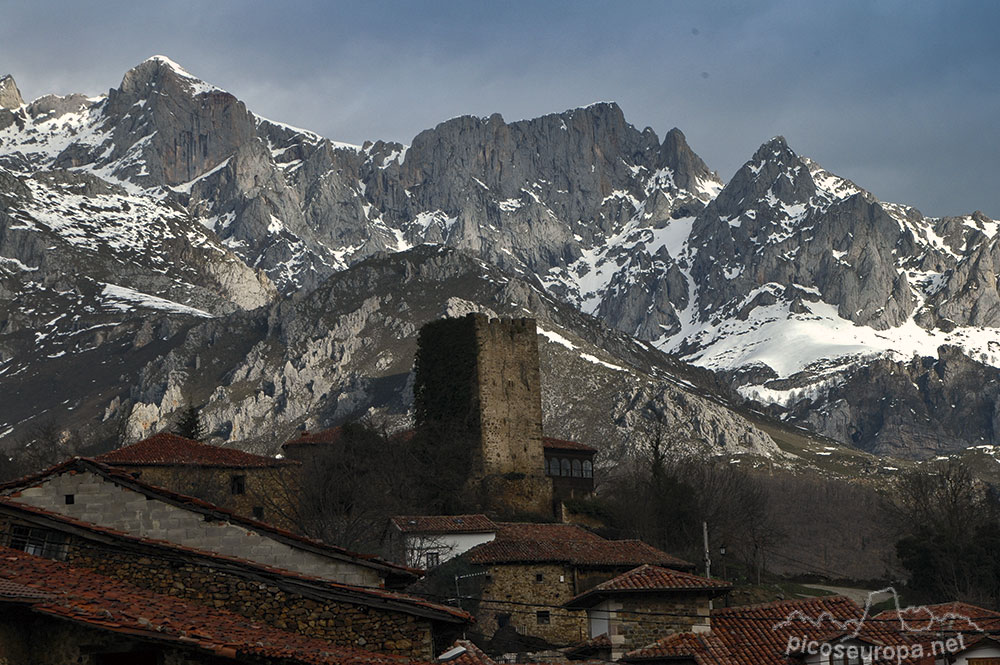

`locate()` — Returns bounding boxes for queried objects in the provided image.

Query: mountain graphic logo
[772,587,986,639]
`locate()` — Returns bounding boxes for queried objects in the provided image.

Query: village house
[0,456,420,589]
[563,564,731,659]
[460,521,694,646]
[0,496,471,658]
[617,595,1000,665]
[0,544,434,665]
[389,514,498,569]
[95,431,300,526]
[874,601,1000,665]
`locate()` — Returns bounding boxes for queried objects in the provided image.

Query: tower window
[560,459,571,477]
[64,494,75,505]
[583,460,593,478]
[572,459,583,477]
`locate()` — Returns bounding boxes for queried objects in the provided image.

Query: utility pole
[703,521,711,578]
[703,521,713,610]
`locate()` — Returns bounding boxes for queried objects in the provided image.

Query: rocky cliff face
[1,57,999,460]
[121,246,779,459]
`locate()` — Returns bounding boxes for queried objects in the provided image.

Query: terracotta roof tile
[438,640,497,665]
[283,426,348,447]
[566,564,731,607]
[627,596,970,665]
[709,596,864,665]
[542,437,597,453]
[0,578,54,601]
[465,523,693,570]
[96,432,295,468]
[392,515,497,534]
[625,632,739,665]
[876,601,1000,633]
[0,546,420,665]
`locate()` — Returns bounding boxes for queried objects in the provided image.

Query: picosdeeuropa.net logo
[775,588,985,665]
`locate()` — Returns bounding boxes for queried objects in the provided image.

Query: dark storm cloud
[1,0,997,216]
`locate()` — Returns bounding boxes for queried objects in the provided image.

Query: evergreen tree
[174,404,205,441]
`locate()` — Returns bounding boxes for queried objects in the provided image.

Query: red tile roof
[566,564,731,608]
[0,498,471,624]
[438,640,497,665]
[464,523,693,570]
[0,578,54,601]
[0,546,418,665]
[626,596,969,665]
[0,457,421,583]
[876,601,1000,633]
[542,437,598,453]
[392,515,497,534]
[283,426,348,447]
[709,596,865,665]
[96,432,296,468]
[625,632,739,665]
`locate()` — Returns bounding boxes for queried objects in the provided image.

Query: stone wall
[7,469,382,586]
[612,594,712,656]
[0,520,439,659]
[469,314,552,516]
[110,463,299,528]
[478,563,587,645]
[414,314,553,518]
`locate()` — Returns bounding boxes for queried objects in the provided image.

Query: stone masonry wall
[471,315,552,516]
[478,563,587,645]
[2,526,438,659]
[613,594,712,655]
[7,470,382,586]
[112,464,299,529]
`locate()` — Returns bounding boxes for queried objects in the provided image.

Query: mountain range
[2,56,999,462]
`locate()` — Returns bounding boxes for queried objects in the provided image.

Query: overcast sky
[2,0,998,217]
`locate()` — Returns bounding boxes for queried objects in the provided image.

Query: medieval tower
[414,313,553,517]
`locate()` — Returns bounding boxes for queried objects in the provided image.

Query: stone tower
[414,313,552,517]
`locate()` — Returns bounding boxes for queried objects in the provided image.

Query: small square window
[230,475,246,495]
[536,610,550,625]
[252,506,264,520]
[64,494,75,505]
[535,573,543,582]
[426,551,440,567]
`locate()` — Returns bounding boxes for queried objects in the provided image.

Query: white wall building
[389,515,497,569]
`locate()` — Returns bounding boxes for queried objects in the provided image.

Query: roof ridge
[712,594,857,614]
[96,432,297,468]
[0,546,422,665]
[1,457,420,579]
[0,498,469,622]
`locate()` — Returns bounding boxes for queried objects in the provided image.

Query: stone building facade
[0,543,434,665]
[462,523,695,647]
[564,565,731,659]
[95,432,300,527]
[0,500,470,659]
[0,458,418,588]
[414,314,553,517]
